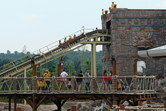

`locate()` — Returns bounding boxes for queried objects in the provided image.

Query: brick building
[102,8,166,78]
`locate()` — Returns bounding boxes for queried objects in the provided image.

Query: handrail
[0,76,156,94]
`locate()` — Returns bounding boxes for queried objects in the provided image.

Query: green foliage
[0,50,103,76]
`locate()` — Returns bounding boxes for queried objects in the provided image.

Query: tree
[7,50,11,55]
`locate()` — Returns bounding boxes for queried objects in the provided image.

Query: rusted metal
[147,100,151,107]
[71,106,76,111]
[138,101,143,106]
[164,101,166,108]
[119,104,125,110]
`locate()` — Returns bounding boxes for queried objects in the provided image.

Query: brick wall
[102,8,166,77]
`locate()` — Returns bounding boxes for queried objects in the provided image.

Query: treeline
[0,50,103,76]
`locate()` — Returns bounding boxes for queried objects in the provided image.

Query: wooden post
[32,57,37,93]
[71,76,75,93]
[9,75,12,93]
[14,76,17,93]
[52,76,55,93]
[14,95,17,111]
[32,57,37,77]
[113,95,117,109]
[57,59,63,77]
[33,94,36,111]
[9,97,11,111]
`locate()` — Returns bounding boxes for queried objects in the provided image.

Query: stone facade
[102,8,166,77]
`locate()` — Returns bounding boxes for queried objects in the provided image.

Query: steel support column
[24,69,27,104]
[14,95,17,111]
[91,43,96,76]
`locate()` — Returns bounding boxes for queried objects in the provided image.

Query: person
[43,70,50,91]
[84,69,90,91]
[77,71,83,92]
[111,2,115,9]
[114,4,117,8]
[64,37,67,42]
[67,78,72,89]
[59,40,61,46]
[108,71,112,90]
[102,70,108,91]
[69,35,72,40]
[73,34,76,38]
[60,69,68,89]
[109,7,111,13]
[102,9,104,15]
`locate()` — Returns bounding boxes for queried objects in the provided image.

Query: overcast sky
[0,0,166,53]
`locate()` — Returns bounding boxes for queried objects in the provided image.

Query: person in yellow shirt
[43,70,50,91]
[112,2,115,9]
[69,35,72,40]
[102,9,104,15]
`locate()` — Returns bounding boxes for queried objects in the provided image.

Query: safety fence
[0,76,155,94]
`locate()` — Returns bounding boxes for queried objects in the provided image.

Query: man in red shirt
[102,70,108,91]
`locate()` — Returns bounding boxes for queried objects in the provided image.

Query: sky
[0,0,166,53]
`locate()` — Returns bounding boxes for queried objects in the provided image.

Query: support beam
[9,97,11,111]
[24,69,27,104]
[36,96,47,109]
[91,43,96,76]
[52,98,68,111]
[33,94,37,111]
[127,99,134,106]
[91,44,93,76]
[102,96,112,109]
[14,95,17,111]
[25,97,33,108]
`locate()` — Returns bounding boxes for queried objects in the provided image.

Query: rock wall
[102,8,166,77]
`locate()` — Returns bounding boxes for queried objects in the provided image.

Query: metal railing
[0,76,156,94]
